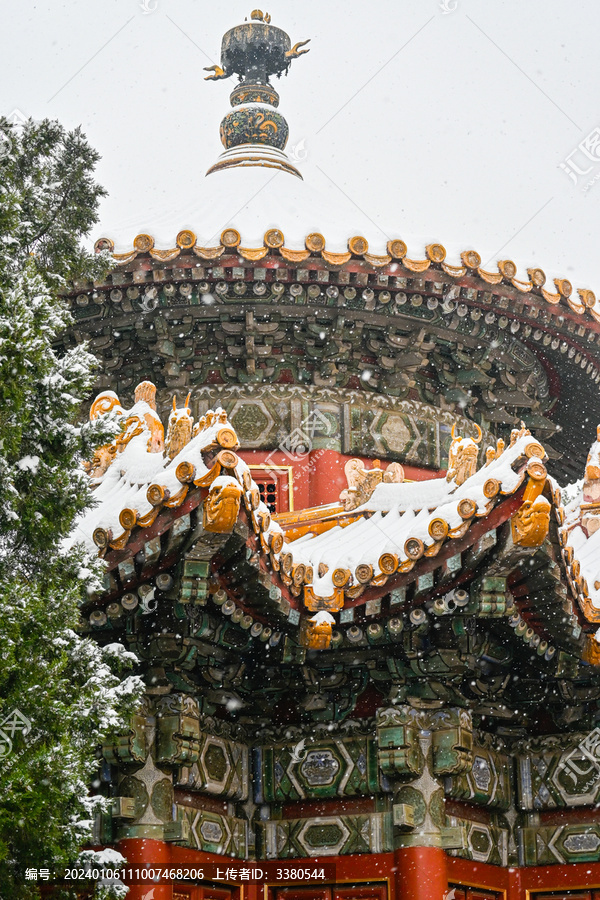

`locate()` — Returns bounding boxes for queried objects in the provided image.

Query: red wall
[116,840,600,900]
[241,448,444,510]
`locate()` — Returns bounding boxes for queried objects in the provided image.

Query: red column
[119,837,172,900]
[393,846,448,900]
[507,866,524,900]
[243,886,262,900]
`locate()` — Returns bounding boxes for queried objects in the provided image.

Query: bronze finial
[205,13,310,178]
[203,12,309,87]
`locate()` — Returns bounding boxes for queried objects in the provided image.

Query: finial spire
[204,12,310,178]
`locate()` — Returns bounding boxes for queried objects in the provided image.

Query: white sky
[4,0,600,286]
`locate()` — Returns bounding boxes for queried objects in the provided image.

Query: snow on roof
[559,428,600,620]
[103,166,387,256]
[279,432,544,599]
[69,388,282,557]
[94,165,600,331]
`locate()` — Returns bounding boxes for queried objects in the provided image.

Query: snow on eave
[278,432,544,599]
[69,400,282,562]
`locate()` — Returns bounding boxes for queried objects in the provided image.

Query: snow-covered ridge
[559,428,600,622]
[92,168,600,331]
[280,431,545,600]
[69,383,282,557]
[69,380,600,648]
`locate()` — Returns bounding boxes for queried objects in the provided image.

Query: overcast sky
[4,0,600,286]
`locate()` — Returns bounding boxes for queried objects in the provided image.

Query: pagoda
[65,10,600,900]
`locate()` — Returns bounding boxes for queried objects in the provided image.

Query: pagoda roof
[74,9,600,494]
[74,386,538,583]
[558,431,600,639]
[76,217,600,485]
[71,388,281,559]
[74,383,600,674]
[278,430,545,601]
[96,166,600,332]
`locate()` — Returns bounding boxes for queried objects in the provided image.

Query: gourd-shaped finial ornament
[205,12,310,178]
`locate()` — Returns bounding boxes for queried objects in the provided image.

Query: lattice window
[256,479,278,514]
[250,466,291,514]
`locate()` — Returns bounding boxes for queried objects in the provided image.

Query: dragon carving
[512,458,550,549]
[203,480,243,533]
[166,393,193,460]
[85,381,165,481]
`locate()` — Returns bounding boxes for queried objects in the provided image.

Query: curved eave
[90,231,600,326]
[66,235,600,483]
[88,469,589,667]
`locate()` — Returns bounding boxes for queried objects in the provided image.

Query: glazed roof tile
[73,389,600,663]
[70,393,282,557]
[94,227,600,326]
[73,395,542,603]
[558,434,600,628]
[280,432,544,599]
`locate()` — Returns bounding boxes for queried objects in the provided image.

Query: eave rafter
[62,232,600,483]
[78,423,599,729]
[90,230,600,330]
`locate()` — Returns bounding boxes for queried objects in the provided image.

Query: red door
[174,887,237,900]
[274,885,387,900]
[533,893,594,900]
[448,889,503,900]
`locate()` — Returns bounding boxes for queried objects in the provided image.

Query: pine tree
[0,117,143,898]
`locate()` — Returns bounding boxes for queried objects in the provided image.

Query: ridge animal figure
[582,425,600,536]
[512,494,551,548]
[86,381,165,480]
[446,423,482,486]
[203,479,243,533]
[166,393,193,460]
[339,458,404,511]
[86,391,125,480]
